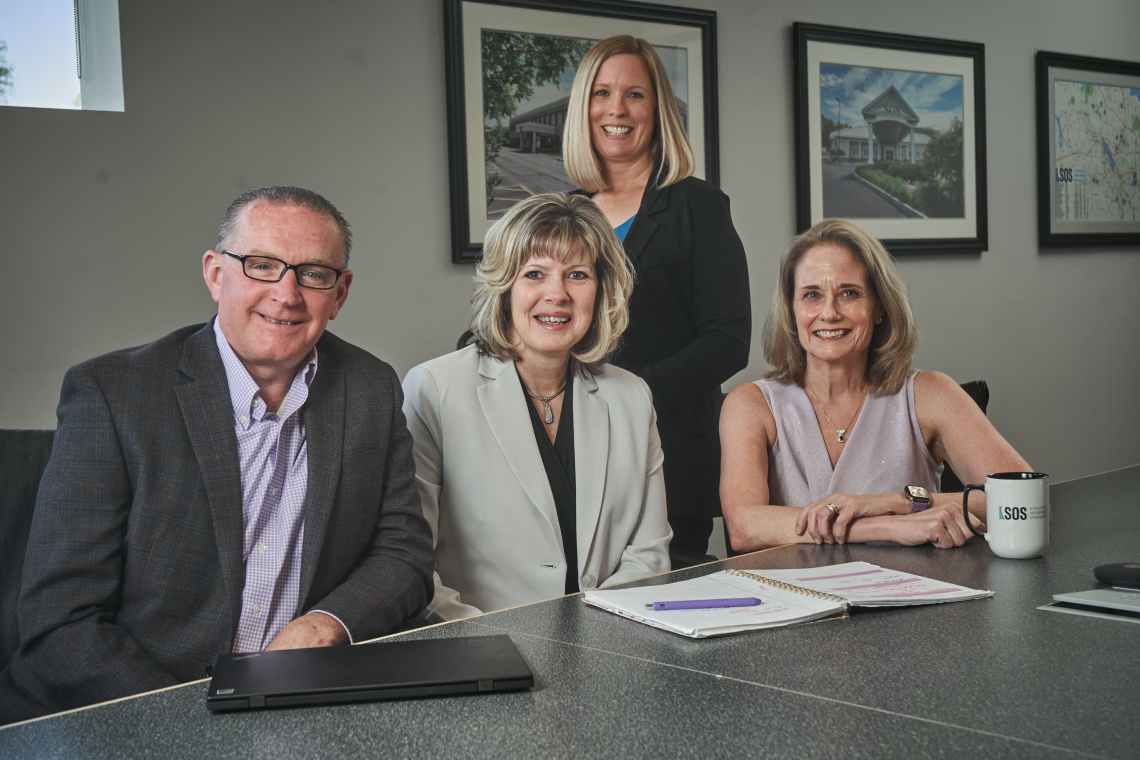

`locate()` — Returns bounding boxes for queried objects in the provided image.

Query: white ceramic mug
[962,472,1049,559]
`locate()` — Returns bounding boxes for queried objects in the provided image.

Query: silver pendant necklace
[523,383,567,425]
[806,387,866,444]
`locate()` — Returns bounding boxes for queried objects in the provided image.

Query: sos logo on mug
[963,473,1050,559]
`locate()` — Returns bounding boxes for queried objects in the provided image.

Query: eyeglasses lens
[242,256,337,290]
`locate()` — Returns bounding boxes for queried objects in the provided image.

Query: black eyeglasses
[222,250,345,291]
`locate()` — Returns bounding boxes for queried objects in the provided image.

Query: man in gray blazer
[2,186,432,722]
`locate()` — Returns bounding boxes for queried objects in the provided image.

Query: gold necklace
[806,387,866,444]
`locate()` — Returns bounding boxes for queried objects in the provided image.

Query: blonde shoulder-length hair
[469,193,634,368]
[562,35,694,193]
[763,219,918,395]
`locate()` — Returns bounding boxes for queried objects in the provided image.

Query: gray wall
[2,0,1138,483]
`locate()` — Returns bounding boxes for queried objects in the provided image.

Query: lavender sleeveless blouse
[755,371,941,507]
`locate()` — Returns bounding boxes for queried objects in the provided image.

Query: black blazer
[611,176,751,521]
[3,323,433,720]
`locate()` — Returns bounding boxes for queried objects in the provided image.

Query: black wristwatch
[903,485,932,512]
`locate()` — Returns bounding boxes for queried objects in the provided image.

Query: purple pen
[647,597,762,611]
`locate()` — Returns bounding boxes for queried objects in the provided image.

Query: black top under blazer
[610,176,751,523]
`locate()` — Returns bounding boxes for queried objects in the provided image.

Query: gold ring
[825,503,840,517]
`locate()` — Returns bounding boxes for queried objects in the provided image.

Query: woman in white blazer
[402,193,671,620]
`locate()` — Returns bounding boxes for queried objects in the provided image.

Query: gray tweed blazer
[4,322,432,718]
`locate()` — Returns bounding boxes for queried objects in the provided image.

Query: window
[0,0,123,111]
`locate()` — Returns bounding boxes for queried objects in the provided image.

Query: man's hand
[265,612,349,651]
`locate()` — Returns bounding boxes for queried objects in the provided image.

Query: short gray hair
[216,185,352,262]
[470,193,634,368]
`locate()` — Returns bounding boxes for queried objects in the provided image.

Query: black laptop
[206,634,534,713]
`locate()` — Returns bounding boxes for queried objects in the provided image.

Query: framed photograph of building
[794,23,988,255]
[1036,51,1140,247]
[445,0,718,262]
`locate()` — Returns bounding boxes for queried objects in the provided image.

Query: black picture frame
[444,0,719,262]
[794,23,988,255]
[1036,51,1140,247]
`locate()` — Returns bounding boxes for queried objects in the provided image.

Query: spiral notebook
[582,562,992,638]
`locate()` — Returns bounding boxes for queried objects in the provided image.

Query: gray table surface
[2,467,1138,759]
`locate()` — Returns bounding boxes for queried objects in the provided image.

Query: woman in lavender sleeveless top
[721,220,1030,552]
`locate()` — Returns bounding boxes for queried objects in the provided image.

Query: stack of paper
[583,562,993,639]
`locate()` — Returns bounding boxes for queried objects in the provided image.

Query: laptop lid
[206,634,534,713]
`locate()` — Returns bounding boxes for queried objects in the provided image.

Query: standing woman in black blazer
[562,36,751,562]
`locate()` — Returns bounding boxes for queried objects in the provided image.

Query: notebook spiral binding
[728,569,848,604]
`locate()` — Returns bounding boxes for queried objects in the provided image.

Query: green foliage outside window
[0,41,13,97]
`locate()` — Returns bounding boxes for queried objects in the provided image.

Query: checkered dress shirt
[213,320,347,652]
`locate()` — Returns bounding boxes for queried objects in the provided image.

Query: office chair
[456,329,476,351]
[941,380,989,492]
[0,429,55,669]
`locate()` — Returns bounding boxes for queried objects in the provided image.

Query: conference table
[2,466,1137,759]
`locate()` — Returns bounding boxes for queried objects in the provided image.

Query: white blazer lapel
[475,353,560,535]
[573,367,609,570]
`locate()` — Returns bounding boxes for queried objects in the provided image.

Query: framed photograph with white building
[445,0,719,263]
[1036,51,1140,247]
[794,23,988,255]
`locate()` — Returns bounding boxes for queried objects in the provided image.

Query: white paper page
[583,571,843,637]
[752,562,992,607]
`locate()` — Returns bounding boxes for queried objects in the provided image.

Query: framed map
[1036,51,1140,246]
[794,24,988,255]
